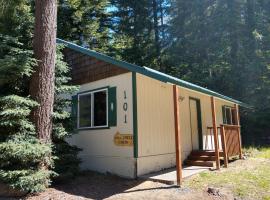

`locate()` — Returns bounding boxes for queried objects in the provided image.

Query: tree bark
[30,0,57,144]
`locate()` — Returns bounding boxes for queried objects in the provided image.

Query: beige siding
[68,71,236,177]
[136,74,175,157]
[136,74,175,175]
[67,72,135,178]
[178,86,234,155]
[136,74,236,176]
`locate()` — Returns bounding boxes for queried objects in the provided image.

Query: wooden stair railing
[220,124,242,168]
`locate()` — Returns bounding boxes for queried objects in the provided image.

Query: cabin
[58,39,245,185]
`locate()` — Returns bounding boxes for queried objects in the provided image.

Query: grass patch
[184,147,270,200]
[243,146,270,159]
[256,147,270,159]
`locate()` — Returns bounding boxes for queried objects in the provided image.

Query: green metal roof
[57,38,246,106]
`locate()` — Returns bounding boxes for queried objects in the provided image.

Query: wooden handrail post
[234,104,243,159]
[210,96,220,170]
[173,85,182,186]
[220,125,228,168]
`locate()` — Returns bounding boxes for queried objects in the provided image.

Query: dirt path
[24,171,231,200]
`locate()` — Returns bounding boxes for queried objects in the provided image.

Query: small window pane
[79,94,92,127]
[225,107,232,125]
[94,91,107,126]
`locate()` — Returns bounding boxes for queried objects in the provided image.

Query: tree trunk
[30,0,57,144]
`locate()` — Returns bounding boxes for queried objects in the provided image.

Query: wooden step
[190,150,224,157]
[188,155,216,161]
[190,150,215,156]
[185,160,214,167]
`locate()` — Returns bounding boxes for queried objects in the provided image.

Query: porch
[173,85,243,186]
[140,124,243,185]
[185,124,242,168]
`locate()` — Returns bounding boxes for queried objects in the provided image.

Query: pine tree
[110,0,156,68]
[0,0,81,193]
[57,0,111,53]
[110,0,170,70]
[30,0,57,149]
[0,35,54,193]
[52,45,81,181]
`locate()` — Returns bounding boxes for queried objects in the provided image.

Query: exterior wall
[136,74,175,176]
[136,74,235,176]
[177,86,234,158]
[62,45,239,178]
[67,72,136,178]
[66,69,236,178]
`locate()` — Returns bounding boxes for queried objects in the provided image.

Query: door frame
[189,97,203,150]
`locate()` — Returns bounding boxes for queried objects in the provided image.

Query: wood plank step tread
[188,155,216,161]
[191,150,224,157]
[185,160,214,167]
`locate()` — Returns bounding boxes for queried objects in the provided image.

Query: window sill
[77,126,110,131]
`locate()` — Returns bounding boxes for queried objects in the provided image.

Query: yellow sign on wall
[114,132,133,146]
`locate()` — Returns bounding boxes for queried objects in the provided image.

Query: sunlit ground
[184,147,270,200]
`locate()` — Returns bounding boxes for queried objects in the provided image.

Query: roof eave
[57,38,247,107]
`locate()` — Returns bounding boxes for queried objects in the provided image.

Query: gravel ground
[21,171,232,200]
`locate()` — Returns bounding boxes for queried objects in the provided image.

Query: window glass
[79,94,92,128]
[77,88,108,129]
[222,106,237,125]
[93,91,107,126]
[225,107,232,125]
[231,109,237,125]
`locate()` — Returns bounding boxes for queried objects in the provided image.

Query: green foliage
[0,33,54,192]
[58,0,111,53]
[0,0,33,46]
[52,45,81,181]
[0,169,55,193]
[0,1,81,192]
[110,0,170,69]
[0,35,36,92]
[108,0,270,145]
[0,141,52,166]
[184,147,270,199]
[167,0,270,145]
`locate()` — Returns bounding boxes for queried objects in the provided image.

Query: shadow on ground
[33,171,180,200]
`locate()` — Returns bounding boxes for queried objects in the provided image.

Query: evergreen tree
[111,0,152,67]
[53,45,81,180]
[0,35,54,193]
[58,0,111,53]
[0,0,80,192]
[167,0,270,145]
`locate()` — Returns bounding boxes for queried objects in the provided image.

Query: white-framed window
[77,88,108,129]
[222,106,236,125]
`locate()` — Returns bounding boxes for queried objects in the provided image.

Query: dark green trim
[77,86,109,95]
[71,95,79,132]
[78,127,110,131]
[132,72,138,158]
[189,97,203,150]
[108,86,117,127]
[57,38,247,107]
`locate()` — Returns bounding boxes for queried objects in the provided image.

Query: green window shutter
[71,95,78,129]
[108,87,117,127]
[222,105,226,124]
